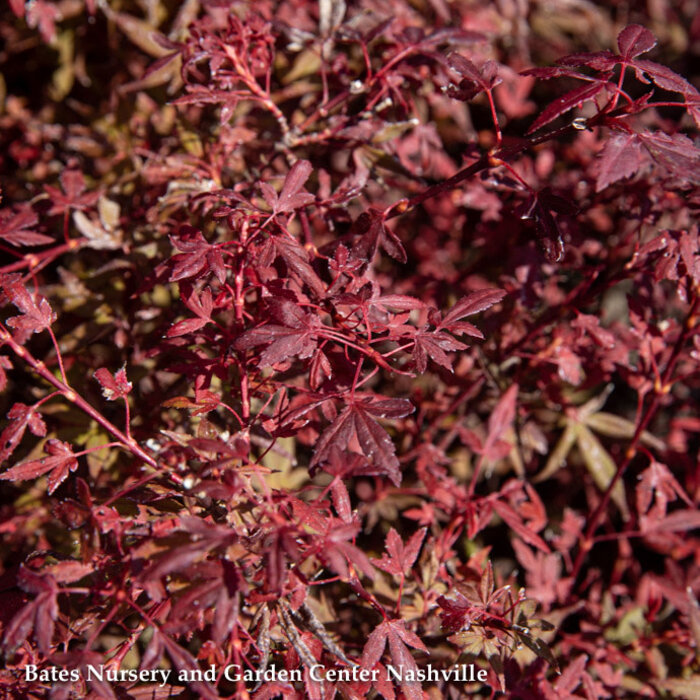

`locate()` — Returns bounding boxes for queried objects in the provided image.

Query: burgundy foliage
[0,0,699,698]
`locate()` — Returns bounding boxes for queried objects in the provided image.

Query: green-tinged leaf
[371,120,420,145]
[534,421,577,482]
[119,54,183,94]
[605,605,645,644]
[85,429,117,476]
[578,384,614,418]
[584,411,665,451]
[262,437,306,490]
[575,424,629,520]
[99,2,171,58]
[49,30,74,101]
[451,629,498,658]
[162,396,199,409]
[98,197,120,231]
[283,49,322,84]
[656,676,700,700]
[356,145,422,180]
[178,126,204,158]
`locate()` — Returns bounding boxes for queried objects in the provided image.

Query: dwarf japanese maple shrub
[0,1,699,698]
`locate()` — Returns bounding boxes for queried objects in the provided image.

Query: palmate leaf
[447,54,499,90]
[262,235,326,298]
[441,578,559,682]
[412,328,466,373]
[512,539,560,607]
[536,384,665,484]
[373,527,427,576]
[0,402,47,463]
[446,53,501,101]
[553,655,587,694]
[260,160,315,215]
[234,299,321,367]
[168,227,226,284]
[44,168,100,215]
[534,413,630,517]
[595,132,648,191]
[94,366,132,401]
[139,518,237,600]
[310,397,414,485]
[167,286,214,338]
[437,592,478,632]
[407,288,505,372]
[529,23,700,132]
[362,620,427,700]
[319,518,375,580]
[3,568,58,655]
[0,439,79,494]
[0,206,53,247]
[2,275,56,337]
[616,24,657,60]
[636,459,692,515]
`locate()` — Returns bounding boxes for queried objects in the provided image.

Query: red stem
[569,292,698,586]
[0,324,157,469]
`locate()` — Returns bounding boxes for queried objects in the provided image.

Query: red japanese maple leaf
[0,439,79,494]
[0,402,47,463]
[0,205,53,247]
[169,227,226,284]
[373,528,427,577]
[317,518,376,580]
[3,567,58,655]
[94,366,133,401]
[234,298,321,367]
[313,447,379,522]
[362,619,427,700]
[446,53,501,101]
[310,397,414,486]
[260,159,315,215]
[351,208,407,264]
[2,275,56,339]
[167,286,214,338]
[44,168,100,216]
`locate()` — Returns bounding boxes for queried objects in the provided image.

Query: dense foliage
[1,0,699,698]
